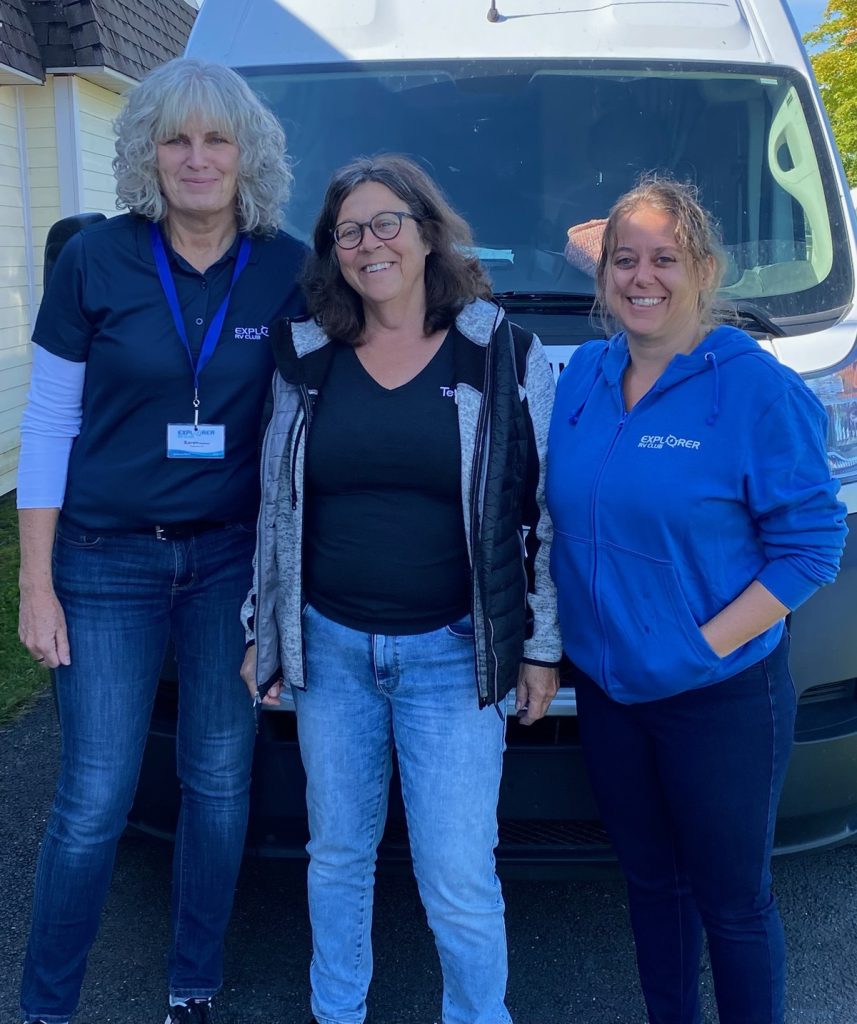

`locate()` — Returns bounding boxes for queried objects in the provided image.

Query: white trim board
[15,87,37,337]
[53,76,84,217]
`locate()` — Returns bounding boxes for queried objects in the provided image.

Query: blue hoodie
[546,324,848,704]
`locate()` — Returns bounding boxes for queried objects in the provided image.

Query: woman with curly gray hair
[17,58,306,1024]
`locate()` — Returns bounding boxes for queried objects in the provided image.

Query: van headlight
[806,361,857,484]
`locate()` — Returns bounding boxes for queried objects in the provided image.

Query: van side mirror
[43,213,107,290]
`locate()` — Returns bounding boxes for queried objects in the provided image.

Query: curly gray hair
[113,58,291,236]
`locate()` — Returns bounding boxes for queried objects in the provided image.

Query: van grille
[798,679,856,704]
[382,817,610,850]
[794,678,857,741]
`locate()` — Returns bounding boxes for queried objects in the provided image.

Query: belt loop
[154,525,166,541]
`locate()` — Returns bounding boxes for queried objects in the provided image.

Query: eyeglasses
[332,211,420,250]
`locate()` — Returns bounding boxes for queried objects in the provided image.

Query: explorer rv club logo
[638,434,702,451]
[234,325,269,340]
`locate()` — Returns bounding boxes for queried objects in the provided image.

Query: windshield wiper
[493,291,595,315]
[714,300,785,338]
[494,293,786,338]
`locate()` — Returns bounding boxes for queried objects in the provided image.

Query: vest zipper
[470,332,497,705]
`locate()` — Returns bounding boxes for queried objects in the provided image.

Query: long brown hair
[303,154,493,345]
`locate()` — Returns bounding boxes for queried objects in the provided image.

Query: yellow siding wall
[0,78,123,497]
[0,89,32,495]
[78,79,123,217]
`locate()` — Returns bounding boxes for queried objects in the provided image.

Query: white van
[131,0,857,866]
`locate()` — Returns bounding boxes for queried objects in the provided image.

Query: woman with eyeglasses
[239,153,561,1024]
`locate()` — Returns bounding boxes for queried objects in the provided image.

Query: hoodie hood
[584,323,764,427]
[602,323,763,391]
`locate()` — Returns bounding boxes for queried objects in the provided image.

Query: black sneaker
[165,999,217,1023]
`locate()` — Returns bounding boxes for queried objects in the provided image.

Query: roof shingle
[0,0,196,82]
[0,0,43,81]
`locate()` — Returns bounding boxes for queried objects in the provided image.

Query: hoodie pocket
[597,541,722,699]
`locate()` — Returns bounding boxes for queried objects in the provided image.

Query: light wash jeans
[294,603,512,1024]
[20,521,257,1024]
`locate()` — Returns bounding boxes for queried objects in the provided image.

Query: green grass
[0,492,50,723]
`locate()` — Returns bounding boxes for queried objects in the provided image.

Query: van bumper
[773,507,857,853]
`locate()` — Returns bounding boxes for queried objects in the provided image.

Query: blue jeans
[574,635,796,1024]
[20,522,257,1024]
[294,604,511,1024]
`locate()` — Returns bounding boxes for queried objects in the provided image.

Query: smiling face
[156,120,240,225]
[334,181,431,315]
[605,203,711,353]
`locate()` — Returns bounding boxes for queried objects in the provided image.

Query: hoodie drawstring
[569,392,590,426]
[704,350,720,425]
[569,350,608,425]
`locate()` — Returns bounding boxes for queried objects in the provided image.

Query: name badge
[167,423,226,459]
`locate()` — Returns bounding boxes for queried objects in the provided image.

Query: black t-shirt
[33,214,307,529]
[303,333,471,634]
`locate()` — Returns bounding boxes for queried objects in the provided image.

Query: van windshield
[246,62,853,325]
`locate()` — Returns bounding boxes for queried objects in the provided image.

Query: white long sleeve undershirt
[17,345,85,509]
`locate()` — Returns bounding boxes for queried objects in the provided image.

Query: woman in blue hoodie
[546,177,847,1024]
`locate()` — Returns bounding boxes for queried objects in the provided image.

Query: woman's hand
[19,584,70,669]
[240,643,284,705]
[240,643,258,699]
[700,580,789,658]
[18,508,69,669]
[515,663,560,725]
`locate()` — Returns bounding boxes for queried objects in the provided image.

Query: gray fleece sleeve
[521,335,562,664]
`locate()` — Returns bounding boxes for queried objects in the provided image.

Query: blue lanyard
[149,222,252,419]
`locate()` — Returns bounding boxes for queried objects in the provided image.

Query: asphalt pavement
[2,693,857,1024]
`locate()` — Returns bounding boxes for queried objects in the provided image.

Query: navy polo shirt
[33,213,307,530]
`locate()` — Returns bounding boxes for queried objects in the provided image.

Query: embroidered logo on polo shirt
[638,434,702,450]
[234,326,269,340]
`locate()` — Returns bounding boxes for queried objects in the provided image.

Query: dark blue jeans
[20,522,257,1024]
[575,635,795,1024]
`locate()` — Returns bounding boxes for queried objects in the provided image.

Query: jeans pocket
[445,614,475,640]
[55,522,103,549]
[227,519,257,536]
